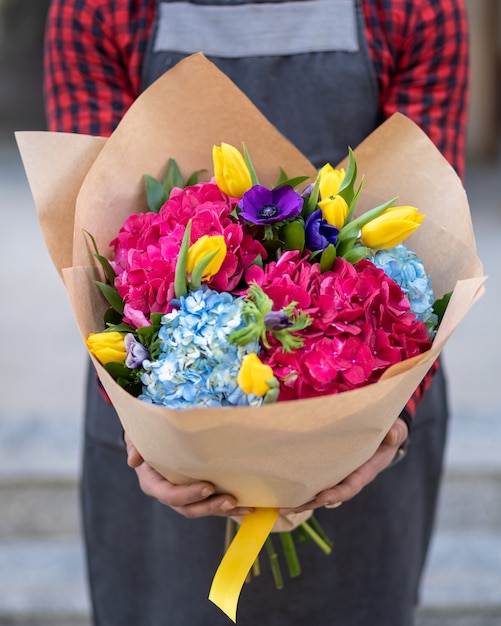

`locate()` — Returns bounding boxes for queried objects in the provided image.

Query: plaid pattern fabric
[44,0,469,422]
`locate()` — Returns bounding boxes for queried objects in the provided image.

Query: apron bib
[141,0,379,168]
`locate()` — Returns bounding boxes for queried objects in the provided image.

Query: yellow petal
[186,235,227,279]
[360,205,424,250]
[318,165,345,199]
[213,143,252,198]
[86,331,126,365]
[237,353,274,397]
[318,195,349,229]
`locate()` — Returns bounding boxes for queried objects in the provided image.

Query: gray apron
[82,2,448,624]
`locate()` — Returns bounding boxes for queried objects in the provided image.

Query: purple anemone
[238,185,303,225]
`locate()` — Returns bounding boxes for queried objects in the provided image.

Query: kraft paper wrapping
[17,54,485,518]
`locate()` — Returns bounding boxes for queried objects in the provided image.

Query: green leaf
[103,307,123,327]
[279,220,305,252]
[104,361,134,381]
[319,244,337,272]
[276,168,289,186]
[84,230,117,283]
[162,158,185,196]
[95,281,124,314]
[185,169,205,187]
[303,175,320,218]
[343,245,368,265]
[337,147,358,208]
[433,291,452,325]
[337,196,397,243]
[190,247,220,290]
[145,174,168,213]
[275,175,310,190]
[174,220,191,298]
[242,142,259,186]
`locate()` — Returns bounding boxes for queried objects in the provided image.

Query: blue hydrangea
[138,289,263,409]
[368,244,438,332]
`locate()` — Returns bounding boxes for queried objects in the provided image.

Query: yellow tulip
[86,331,126,365]
[213,143,252,198]
[186,235,227,280]
[360,205,424,250]
[318,164,345,200]
[318,194,349,229]
[237,353,274,397]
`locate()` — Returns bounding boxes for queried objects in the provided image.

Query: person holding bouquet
[44,1,469,624]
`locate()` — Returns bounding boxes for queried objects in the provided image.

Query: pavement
[0,134,500,624]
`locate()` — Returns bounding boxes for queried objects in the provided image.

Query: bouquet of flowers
[17,54,485,622]
[85,145,438,410]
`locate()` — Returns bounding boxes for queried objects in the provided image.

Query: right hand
[124,433,254,519]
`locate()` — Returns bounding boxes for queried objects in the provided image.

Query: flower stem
[299,520,333,555]
[279,531,301,578]
[265,536,284,589]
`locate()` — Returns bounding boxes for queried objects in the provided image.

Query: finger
[382,417,408,447]
[173,496,255,520]
[124,432,144,468]
[135,463,216,506]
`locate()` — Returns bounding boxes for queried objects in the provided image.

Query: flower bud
[186,235,227,280]
[318,194,349,229]
[318,164,345,199]
[213,143,252,198]
[86,331,126,365]
[360,205,424,250]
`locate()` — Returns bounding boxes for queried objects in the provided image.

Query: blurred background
[0,1,500,625]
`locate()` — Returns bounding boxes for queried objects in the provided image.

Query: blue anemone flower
[238,184,303,225]
[304,209,339,251]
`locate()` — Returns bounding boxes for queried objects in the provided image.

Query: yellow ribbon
[209,507,279,622]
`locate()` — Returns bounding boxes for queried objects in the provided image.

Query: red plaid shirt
[44,0,469,421]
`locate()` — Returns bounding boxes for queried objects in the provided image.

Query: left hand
[280,417,409,515]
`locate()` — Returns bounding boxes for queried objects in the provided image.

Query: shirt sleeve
[364,0,470,179]
[365,0,469,425]
[44,0,151,136]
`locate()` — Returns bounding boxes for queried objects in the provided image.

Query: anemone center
[258,203,281,219]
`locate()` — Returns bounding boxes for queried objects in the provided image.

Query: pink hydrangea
[246,254,431,399]
[110,182,266,327]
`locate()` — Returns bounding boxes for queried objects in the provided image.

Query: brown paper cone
[17,54,485,514]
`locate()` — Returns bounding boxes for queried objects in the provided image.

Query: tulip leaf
[190,248,221,290]
[95,281,124,314]
[275,176,310,190]
[242,142,259,186]
[174,220,191,298]
[303,176,320,218]
[276,168,289,186]
[84,230,117,283]
[338,197,397,242]
[344,245,368,265]
[337,147,358,207]
[319,244,337,272]
[145,174,168,213]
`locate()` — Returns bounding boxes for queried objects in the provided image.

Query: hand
[280,417,409,515]
[124,433,254,519]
